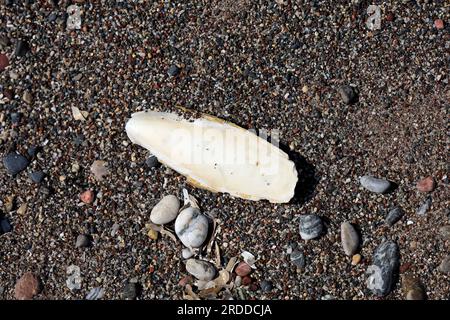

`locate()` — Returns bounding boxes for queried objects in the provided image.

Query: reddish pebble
[400,262,412,274]
[80,190,95,204]
[386,12,395,22]
[14,272,41,300]
[434,19,444,29]
[235,261,252,277]
[241,276,252,286]
[416,176,435,193]
[178,275,192,287]
[0,54,9,71]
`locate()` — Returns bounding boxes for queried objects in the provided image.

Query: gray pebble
[359,175,393,194]
[439,225,450,240]
[86,287,104,300]
[145,155,159,169]
[341,221,359,256]
[439,255,450,274]
[0,218,12,234]
[3,152,30,176]
[338,85,358,104]
[167,64,180,77]
[385,207,404,226]
[75,234,91,248]
[122,282,138,300]
[260,280,273,292]
[29,171,45,184]
[299,214,323,240]
[366,240,400,296]
[182,247,194,259]
[416,197,432,215]
[150,195,180,225]
[185,259,216,281]
[290,250,306,269]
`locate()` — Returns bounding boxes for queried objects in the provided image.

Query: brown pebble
[400,262,412,273]
[416,176,435,193]
[14,272,41,300]
[402,274,426,300]
[0,53,9,71]
[241,276,252,286]
[434,19,444,29]
[178,275,192,287]
[80,190,95,204]
[386,12,395,22]
[235,261,252,277]
[351,254,362,265]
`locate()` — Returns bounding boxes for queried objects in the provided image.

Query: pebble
[385,207,404,226]
[150,195,180,225]
[260,280,273,292]
[147,229,158,240]
[366,240,400,297]
[29,171,45,184]
[86,287,104,300]
[338,85,358,104]
[0,218,12,234]
[90,160,109,181]
[439,225,450,240]
[122,282,138,300]
[402,274,426,300]
[14,40,30,57]
[241,276,252,286]
[290,250,306,269]
[75,234,91,248]
[22,91,33,104]
[352,254,362,265]
[299,214,323,240]
[0,53,9,71]
[182,247,194,259]
[145,155,159,169]
[439,255,450,274]
[434,19,444,29]
[10,112,21,124]
[3,152,30,176]
[167,64,180,77]
[27,146,39,158]
[359,175,392,194]
[341,221,359,256]
[185,259,216,281]
[174,207,209,248]
[416,176,435,193]
[17,203,27,215]
[80,190,95,204]
[235,261,252,277]
[416,197,432,215]
[14,273,41,300]
[178,275,192,287]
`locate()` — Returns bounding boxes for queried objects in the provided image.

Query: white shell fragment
[175,207,209,248]
[150,195,180,225]
[125,110,298,203]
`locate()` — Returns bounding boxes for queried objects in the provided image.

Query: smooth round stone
[3,152,30,176]
[439,225,450,240]
[185,259,216,281]
[290,250,306,269]
[75,234,90,248]
[439,255,450,274]
[167,64,180,77]
[417,197,432,215]
[366,240,400,297]
[150,195,180,225]
[29,171,45,184]
[359,175,392,194]
[338,85,358,104]
[235,262,252,277]
[182,247,194,259]
[260,280,273,292]
[175,207,208,248]
[299,214,323,240]
[341,221,359,256]
[385,207,404,226]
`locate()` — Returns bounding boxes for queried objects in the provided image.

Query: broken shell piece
[175,207,209,248]
[71,106,88,121]
[125,110,298,203]
[241,251,257,269]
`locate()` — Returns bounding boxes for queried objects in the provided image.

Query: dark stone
[10,112,21,124]
[75,234,91,248]
[0,218,12,233]
[29,171,45,184]
[290,250,306,269]
[385,207,404,226]
[3,152,30,175]
[167,64,180,77]
[27,145,39,158]
[48,13,57,22]
[260,280,273,292]
[338,85,358,104]
[14,40,30,57]
[417,196,432,215]
[145,155,159,169]
[366,240,400,296]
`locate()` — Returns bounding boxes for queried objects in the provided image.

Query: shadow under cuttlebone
[278,142,319,206]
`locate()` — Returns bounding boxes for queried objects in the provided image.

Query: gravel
[0,1,448,300]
